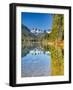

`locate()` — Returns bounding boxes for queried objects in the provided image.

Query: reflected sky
[21,48,51,77]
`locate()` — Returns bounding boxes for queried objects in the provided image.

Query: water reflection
[21,42,64,77]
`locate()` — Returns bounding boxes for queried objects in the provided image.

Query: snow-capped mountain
[30,28,51,35]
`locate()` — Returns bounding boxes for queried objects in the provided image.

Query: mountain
[31,28,51,36]
[22,24,34,37]
[22,24,51,42]
[22,24,37,39]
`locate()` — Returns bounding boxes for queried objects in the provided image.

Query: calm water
[21,42,64,77]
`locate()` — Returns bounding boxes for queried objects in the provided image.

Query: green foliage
[48,14,64,41]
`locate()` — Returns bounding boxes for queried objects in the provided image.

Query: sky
[21,12,53,31]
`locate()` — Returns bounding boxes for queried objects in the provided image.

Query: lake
[21,42,64,77]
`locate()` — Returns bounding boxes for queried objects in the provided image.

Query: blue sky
[21,12,53,31]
